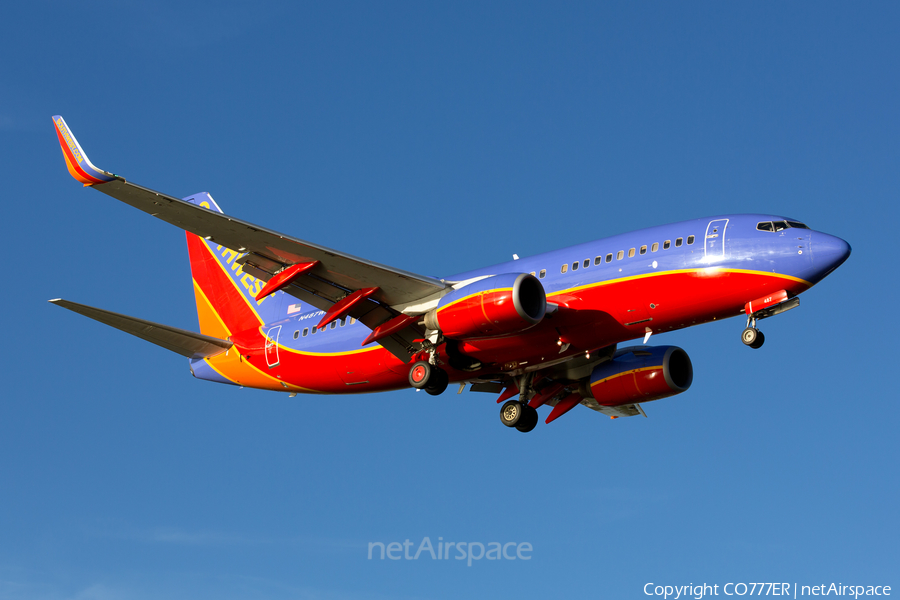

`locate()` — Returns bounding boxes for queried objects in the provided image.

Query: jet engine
[579,345,693,407]
[424,273,546,339]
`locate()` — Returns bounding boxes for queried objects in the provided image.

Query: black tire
[425,368,449,395]
[500,400,524,427]
[750,330,765,349]
[741,327,759,346]
[515,404,538,433]
[408,360,433,389]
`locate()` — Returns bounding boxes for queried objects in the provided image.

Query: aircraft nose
[811,231,851,280]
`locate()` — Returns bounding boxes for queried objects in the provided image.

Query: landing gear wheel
[750,330,765,349]
[514,404,538,433]
[741,327,760,347]
[425,368,449,396]
[500,400,524,428]
[408,361,433,389]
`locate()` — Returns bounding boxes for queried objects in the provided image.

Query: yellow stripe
[591,365,659,387]
[239,356,314,392]
[276,343,382,358]
[554,268,810,298]
[202,241,265,326]
[204,338,318,392]
[438,287,514,313]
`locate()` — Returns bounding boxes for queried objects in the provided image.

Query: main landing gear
[408,360,449,395]
[499,400,539,433]
[741,315,765,349]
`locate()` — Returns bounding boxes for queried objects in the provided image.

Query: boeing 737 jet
[49,116,851,432]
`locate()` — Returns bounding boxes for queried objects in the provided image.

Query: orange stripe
[193,279,231,339]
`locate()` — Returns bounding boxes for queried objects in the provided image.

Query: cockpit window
[759,220,809,232]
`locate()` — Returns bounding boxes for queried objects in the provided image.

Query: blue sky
[2,2,898,598]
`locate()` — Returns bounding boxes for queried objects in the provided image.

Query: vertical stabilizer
[182,192,283,338]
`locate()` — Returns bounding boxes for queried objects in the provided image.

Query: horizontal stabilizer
[49,299,232,358]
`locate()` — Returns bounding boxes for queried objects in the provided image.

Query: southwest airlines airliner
[50,116,851,432]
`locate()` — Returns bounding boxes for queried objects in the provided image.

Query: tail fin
[182,192,283,338]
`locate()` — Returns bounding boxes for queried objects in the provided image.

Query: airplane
[49,115,852,432]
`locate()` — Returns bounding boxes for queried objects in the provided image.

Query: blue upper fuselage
[449,214,850,292]
[267,214,851,353]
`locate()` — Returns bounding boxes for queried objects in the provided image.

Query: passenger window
[572,261,579,271]
[675,237,683,247]
[640,245,647,255]
[539,269,546,278]
[605,253,613,263]
[687,235,695,244]
[302,328,309,337]
[583,259,590,269]
[651,242,659,252]
[530,271,535,277]
[561,264,568,274]
[311,326,317,335]
[340,317,347,327]
[664,240,671,249]
[350,318,356,325]
[293,330,299,339]
[628,248,635,258]
[330,321,337,329]
[594,256,601,266]
[616,250,624,260]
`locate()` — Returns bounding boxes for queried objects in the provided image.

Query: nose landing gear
[741,326,765,349]
[741,315,765,349]
[740,292,802,350]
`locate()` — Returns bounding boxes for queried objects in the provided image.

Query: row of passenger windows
[554,235,695,275]
[292,317,356,339]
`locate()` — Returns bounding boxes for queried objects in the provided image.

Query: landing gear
[408,360,449,395]
[425,369,449,396]
[740,311,766,349]
[741,327,765,349]
[409,360,432,388]
[499,400,538,433]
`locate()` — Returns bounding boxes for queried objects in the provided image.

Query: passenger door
[704,219,729,261]
[265,325,281,368]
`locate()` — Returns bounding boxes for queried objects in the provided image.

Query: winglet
[52,115,116,186]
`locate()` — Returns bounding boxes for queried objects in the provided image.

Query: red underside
[222,270,808,394]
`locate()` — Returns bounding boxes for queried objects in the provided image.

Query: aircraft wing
[88,178,447,307]
[52,116,448,361]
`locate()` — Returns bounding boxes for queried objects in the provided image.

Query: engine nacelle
[580,345,693,407]
[424,273,546,339]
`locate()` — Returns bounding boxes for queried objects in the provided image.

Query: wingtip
[52,115,116,186]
